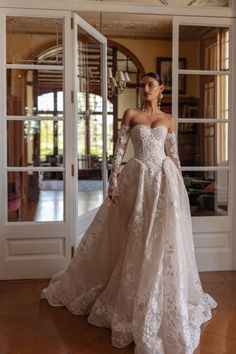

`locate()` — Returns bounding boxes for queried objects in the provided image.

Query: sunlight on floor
[34,187,103,222]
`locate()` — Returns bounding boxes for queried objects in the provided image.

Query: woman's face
[140,76,164,103]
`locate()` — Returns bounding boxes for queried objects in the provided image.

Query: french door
[0,10,107,279]
[0,9,75,279]
[173,16,233,270]
[73,13,108,246]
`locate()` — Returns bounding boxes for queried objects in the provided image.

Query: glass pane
[6,16,63,65]
[7,120,64,167]
[183,170,228,217]
[179,26,229,71]
[90,114,102,157]
[178,123,228,166]
[178,75,228,119]
[107,113,114,158]
[117,60,127,72]
[8,171,64,222]
[7,69,63,116]
[77,26,104,216]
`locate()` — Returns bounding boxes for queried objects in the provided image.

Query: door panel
[173,16,232,270]
[0,9,74,279]
[74,14,107,243]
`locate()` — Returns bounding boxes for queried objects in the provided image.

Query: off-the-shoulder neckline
[121,123,175,134]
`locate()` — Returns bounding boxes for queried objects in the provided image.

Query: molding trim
[0,1,235,18]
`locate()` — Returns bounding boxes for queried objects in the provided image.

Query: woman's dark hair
[141,72,163,85]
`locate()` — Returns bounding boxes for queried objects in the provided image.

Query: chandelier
[98,12,131,97]
[107,68,131,97]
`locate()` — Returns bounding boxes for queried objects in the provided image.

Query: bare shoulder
[121,108,139,126]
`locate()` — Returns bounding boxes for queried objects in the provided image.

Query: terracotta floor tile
[8,293,52,317]
[225,343,236,354]
[193,349,210,354]
[1,272,236,354]
[122,344,135,353]
[198,332,236,353]
[0,299,21,317]
[0,307,36,331]
[214,281,236,294]
[209,290,236,308]
[0,323,17,340]
[0,327,42,354]
[0,310,63,353]
[0,350,9,354]
[37,305,79,331]
[203,317,236,340]
[0,281,6,292]
[203,303,236,328]
[218,271,236,282]
[70,317,110,338]
[21,341,72,354]
[4,280,35,297]
[73,335,131,354]
[199,272,226,282]
[43,326,104,352]
[18,318,64,342]
[201,280,226,292]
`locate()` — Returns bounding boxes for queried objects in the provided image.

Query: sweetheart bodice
[130,124,167,170]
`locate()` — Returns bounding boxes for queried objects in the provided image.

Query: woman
[41,72,217,354]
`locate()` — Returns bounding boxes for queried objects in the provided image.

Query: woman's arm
[108,109,133,199]
[164,116,181,172]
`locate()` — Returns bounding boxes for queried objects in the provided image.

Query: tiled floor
[0,271,236,354]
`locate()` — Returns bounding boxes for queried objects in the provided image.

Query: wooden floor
[0,271,236,354]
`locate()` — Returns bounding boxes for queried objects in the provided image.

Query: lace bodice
[130,124,167,169]
[108,122,181,197]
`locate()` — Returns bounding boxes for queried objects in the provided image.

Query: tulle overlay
[42,125,216,354]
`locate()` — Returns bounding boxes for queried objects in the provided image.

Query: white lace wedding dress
[41,122,217,354]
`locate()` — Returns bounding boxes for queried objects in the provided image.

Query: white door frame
[173,16,234,270]
[72,13,107,246]
[0,8,75,279]
[231,17,236,270]
[73,12,108,199]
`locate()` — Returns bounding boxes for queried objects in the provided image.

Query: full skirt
[41,156,217,354]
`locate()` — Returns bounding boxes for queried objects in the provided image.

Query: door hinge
[71,90,74,103]
[71,17,74,30]
[71,246,75,258]
[71,164,75,177]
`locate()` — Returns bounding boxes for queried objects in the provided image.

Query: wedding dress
[41,121,217,354]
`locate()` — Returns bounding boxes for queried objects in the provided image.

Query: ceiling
[79,12,173,39]
[77,0,228,39]
[78,12,220,39]
[75,0,229,6]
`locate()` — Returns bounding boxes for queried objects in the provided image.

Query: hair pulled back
[141,72,163,85]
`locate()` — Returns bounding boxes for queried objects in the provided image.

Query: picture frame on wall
[156,57,186,94]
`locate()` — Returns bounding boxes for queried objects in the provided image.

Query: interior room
[6,11,229,225]
[1,1,236,354]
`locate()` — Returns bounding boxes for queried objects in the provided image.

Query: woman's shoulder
[164,113,177,132]
[161,112,175,120]
[121,108,140,125]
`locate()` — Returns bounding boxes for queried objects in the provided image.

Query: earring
[158,92,163,109]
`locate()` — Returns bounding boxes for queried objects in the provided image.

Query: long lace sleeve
[108,124,131,197]
[165,131,181,172]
